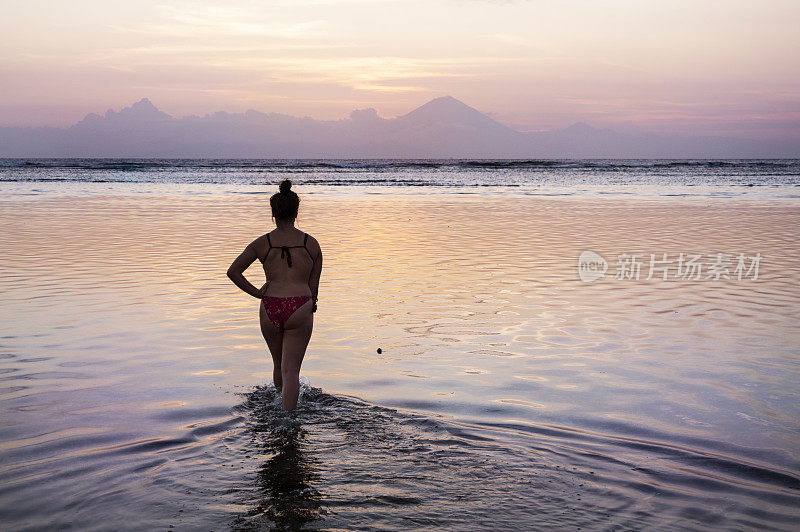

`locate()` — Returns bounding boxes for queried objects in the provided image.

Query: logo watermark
[578,251,762,282]
[578,250,608,282]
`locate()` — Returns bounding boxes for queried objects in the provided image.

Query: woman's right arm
[227,238,265,299]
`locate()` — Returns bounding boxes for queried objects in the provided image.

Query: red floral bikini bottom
[262,296,311,331]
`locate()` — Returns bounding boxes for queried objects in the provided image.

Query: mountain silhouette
[399,95,514,132]
[0,96,794,157]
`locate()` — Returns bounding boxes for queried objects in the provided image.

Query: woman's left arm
[307,237,323,310]
[227,239,266,299]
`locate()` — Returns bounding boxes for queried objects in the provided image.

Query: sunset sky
[2,0,798,140]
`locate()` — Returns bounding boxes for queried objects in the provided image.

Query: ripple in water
[223,381,800,531]
[1,192,798,530]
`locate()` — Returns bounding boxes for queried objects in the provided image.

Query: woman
[227,180,323,410]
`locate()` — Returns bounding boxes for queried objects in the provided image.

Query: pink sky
[1,0,799,139]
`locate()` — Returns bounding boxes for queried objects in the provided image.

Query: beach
[1,191,799,530]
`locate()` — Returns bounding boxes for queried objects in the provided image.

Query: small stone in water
[377,348,382,354]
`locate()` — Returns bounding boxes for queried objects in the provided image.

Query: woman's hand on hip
[257,281,270,298]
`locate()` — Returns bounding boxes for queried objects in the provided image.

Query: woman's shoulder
[248,234,270,262]
[303,232,322,253]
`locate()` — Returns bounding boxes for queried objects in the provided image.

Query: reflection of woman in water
[227,180,323,410]
[233,387,325,529]
[253,413,323,528]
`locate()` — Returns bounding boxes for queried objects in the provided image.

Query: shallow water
[1,192,799,531]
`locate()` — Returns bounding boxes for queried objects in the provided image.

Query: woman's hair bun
[270,179,299,220]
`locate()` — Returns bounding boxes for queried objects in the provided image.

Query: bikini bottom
[262,296,311,331]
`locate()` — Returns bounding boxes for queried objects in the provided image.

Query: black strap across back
[264,232,313,268]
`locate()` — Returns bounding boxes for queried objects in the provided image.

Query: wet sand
[1,192,799,530]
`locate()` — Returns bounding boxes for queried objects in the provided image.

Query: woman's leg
[259,303,284,391]
[279,301,314,410]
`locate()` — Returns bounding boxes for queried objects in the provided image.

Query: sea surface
[1,159,799,531]
[1,158,799,199]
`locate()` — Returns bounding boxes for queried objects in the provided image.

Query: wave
[2,158,799,171]
[2,158,798,198]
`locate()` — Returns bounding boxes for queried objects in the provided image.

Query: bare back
[260,229,317,297]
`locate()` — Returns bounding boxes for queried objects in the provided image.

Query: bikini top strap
[303,232,315,262]
[266,233,273,248]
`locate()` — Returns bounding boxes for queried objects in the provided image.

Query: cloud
[195,56,524,91]
[109,4,329,39]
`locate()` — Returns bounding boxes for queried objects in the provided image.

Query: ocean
[2,158,799,198]
[1,159,799,531]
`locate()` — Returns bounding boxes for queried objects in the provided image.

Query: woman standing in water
[227,180,322,410]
